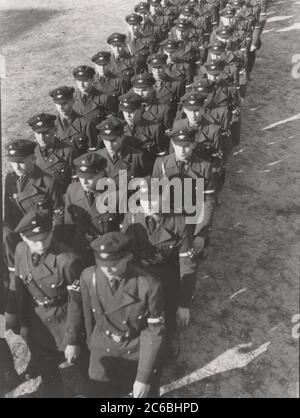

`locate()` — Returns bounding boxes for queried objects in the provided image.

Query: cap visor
[95,251,130,266]
[7,155,32,162]
[24,230,52,241]
[76,171,99,179]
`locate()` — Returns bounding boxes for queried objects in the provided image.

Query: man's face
[184,108,201,127]
[175,29,188,40]
[133,86,153,100]
[207,72,220,82]
[128,23,140,36]
[76,78,93,94]
[210,51,224,61]
[123,110,137,125]
[100,254,132,279]
[22,232,53,256]
[221,16,234,27]
[79,176,95,193]
[110,44,125,58]
[151,65,166,81]
[164,50,176,63]
[55,99,74,118]
[172,141,195,161]
[10,155,35,177]
[103,136,123,155]
[95,63,110,77]
[140,12,149,22]
[150,5,159,14]
[34,127,56,148]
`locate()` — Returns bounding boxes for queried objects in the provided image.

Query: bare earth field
[1,0,299,398]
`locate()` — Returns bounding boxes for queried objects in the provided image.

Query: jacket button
[127,350,131,354]
[106,330,110,336]
[106,348,110,353]
[47,318,52,323]
[138,315,142,320]
[122,320,126,325]
[92,309,96,313]
[51,284,56,289]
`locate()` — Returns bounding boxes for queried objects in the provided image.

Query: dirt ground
[1,0,299,398]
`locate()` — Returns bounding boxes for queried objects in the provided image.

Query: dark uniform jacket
[152,152,215,238]
[122,213,197,308]
[55,111,98,155]
[73,87,106,125]
[152,73,186,106]
[140,95,176,133]
[97,144,148,180]
[64,181,121,241]
[34,138,78,194]
[4,165,64,231]
[15,240,84,351]
[111,52,144,87]
[93,72,127,115]
[123,112,169,157]
[153,151,215,197]
[80,264,166,384]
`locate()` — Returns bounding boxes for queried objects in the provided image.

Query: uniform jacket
[80,264,166,384]
[122,213,197,308]
[123,112,169,156]
[93,72,127,115]
[55,111,98,155]
[97,144,148,179]
[4,165,64,231]
[152,150,215,195]
[73,87,106,125]
[152,73,186,106]
[34,138,78,194]
[64,181,121,239]
[111,51,146,84]
[15,240,84,351]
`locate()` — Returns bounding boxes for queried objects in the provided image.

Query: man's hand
[250,45,257,52]
[176,307,190,328]
[20,326,29,343]
[64,345,80,364]
[133,381,150,398]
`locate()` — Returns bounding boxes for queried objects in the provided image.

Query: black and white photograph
[0,0,299,401]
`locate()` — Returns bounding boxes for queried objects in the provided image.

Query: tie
[32,253,41,267]
[177,161,186,176]
[63,118,70,129]
[87,192,95,207]
[112,153,119,163]
[17,175,28,193]
[109,278,119,295]
[82,94,88,105]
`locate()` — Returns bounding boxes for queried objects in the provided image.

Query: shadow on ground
[0,9,64,48]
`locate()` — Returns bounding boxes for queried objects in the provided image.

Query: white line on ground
[267,159,283,167]
[277,22,300,32]
[262,28,275,34]
[229,288,248,300]
[233,149,245,156]
[262,113,300,130]
[258,169,272,173]
[160,342,271,396]
[267,16,294,23]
